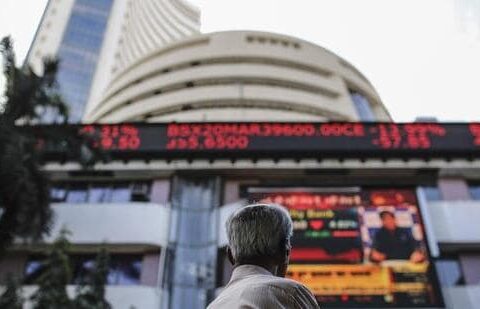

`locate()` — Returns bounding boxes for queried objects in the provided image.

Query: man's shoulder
[242,275,319,307]
[257,275,308,290]
[208,273,319,309]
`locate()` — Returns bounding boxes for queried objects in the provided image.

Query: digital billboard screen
[248,187,444,308]
[32,122,480,161]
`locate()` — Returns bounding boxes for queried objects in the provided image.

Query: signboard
[32,122,480,161]
[248,187,444,308]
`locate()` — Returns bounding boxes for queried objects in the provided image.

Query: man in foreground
[207,203,320,309]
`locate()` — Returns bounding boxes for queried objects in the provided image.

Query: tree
[0,37,68,126]
[30,229,73,309]
[73,247,112,309]
[0,36,105,254]
[29,232,112,309]
[0,36,67,254]
[0,273,23,309]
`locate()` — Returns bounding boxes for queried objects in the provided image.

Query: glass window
[72,255,96,285]
[350,90,375,121]
[109,257,142,285]
[468,185,480,200]
[177,209,217,246]
[51,181,151,204]
[50,187,68,203]
[48,0,114,123]
[24,259,44,284]
[25,254,142,286]
[131,182,151,202]
[435,259,464,286]
[110,184,131,203]
[66,184,88,203]
[422,186,443,201]
[88,185,112,203]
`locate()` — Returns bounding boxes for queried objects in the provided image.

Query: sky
[1,0,480,122]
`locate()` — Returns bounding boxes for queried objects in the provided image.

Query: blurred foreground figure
[207,204,319,309]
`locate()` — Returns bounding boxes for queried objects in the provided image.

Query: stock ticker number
[165,123,449,151]
[165,123,322,151]
[79,125,141,151]
[75,122,478,153]
[166,135,249,150]
[371,124,446,150]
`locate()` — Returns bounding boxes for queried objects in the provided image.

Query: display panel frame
[246,186,445,308]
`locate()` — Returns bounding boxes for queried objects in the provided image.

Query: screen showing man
[370,211,425,263]
[248,187,444,308]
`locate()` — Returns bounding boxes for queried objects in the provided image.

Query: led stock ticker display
[248,188,444,308]
[38,122,480,160]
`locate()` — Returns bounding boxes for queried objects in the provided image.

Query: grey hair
[226,203,293,263]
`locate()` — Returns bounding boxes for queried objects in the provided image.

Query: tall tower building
[25,0,200,122]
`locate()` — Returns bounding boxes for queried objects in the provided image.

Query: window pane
[115,259,142,285]
[469,185,480,200]
[24,260,44,284]
[110,185,131,203]
[177,209,217,246]
[72,255,96,284]
[50,187,68,203]
[131,182,151,202]
[66,185,88,203]
[25,254,143,286]
[350,90,375,121]
[436,259,464,286]
[88,185,112,203]
[422,186,442,201]
[108,256,142,285]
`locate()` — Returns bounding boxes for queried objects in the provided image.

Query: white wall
[17,285,162,309]
[46,203,170,247]
[427,201,480,244]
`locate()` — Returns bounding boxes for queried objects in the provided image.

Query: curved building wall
[85,31,391,123]
[113,0,200,75]
[85,0,201,117]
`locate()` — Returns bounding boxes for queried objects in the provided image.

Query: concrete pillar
[459,254,480,285]
[438,178,470,201]
[140,253,160,286]
[150,179,170,205]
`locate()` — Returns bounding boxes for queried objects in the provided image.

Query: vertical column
[165,176,221,309]
[140,253,160,286]
[459,254,480,285]
[438,178,470,200]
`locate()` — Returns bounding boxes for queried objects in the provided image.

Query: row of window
[22,252,473,288]
[422,185,480,201]
[49,183,480,204]
[54,0,114,122]
[349,90,375,122]
[25,254,142,285]
[50,182,151,204]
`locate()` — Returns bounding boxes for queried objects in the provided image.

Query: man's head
[226,203,293,277]
[379,210,397,231]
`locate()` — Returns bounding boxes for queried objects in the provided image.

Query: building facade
[9,2,479,309]
[85,31,391,123]
[25,0,200,122]
[2,122,479,309]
